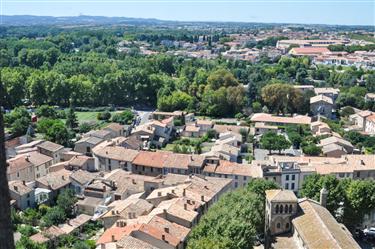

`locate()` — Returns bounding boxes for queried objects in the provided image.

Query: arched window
[275,205,279,214]
[285,204,288,213]
[280,205,283,213]
[277,223,281,229]
[286,222,290,229]
[289,204,293,213]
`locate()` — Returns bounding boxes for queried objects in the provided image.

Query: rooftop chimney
[132,179,136,184]
[158,191,162,197]
[201,195,205,202]
[22,180,26,186]
[111,235,116,242]
[183,189,186,197]
[164,227,169,233]
[184,204,187,210]
[62,175,65,180]
[162,234,166,241]
[320,187,328,207]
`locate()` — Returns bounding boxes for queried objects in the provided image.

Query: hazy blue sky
[2,0,375,26]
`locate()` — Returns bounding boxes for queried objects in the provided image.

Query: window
[275,205,279,214]
[273,177,276,181]
[86,147,90,153]
[286,222,290,229]
[235,175,238,180]
[338,173,345,178]
[289,204,293,213]
[108,159,111,165]
[285,183,289,189]
[356,172,360,178]
[286,175,289,181]
[243,176,247,181]
[292,175,295,180]
[277,223,281,229]
[280,205,283,213]
[291,183,295,189]
[235,182,238,188]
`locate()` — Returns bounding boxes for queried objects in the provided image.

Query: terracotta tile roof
[213,124,249,134]
[116,235,158,249]
[265,189,297,202]
[7,155,34,174]
[7,152,52,174]
[367,114,375,122]
[163,153,191,169]
[185,125,200,133]
[93,146,139,162]
[292,199,360,249]
[70,170,99,185]
[36,169,71,190]
[314,87,340,95]
[203,160,256,177]
[30,225,66,244]
[132,151,171,168]
[9,180,33,195]
[96,224,141,245]
[196,119,213,126]
[251,113,311,125]
[68,155,93,168]
[104,123,124,132]
[291,47,330,55]
[75,136,103,145]
[148,215,190,241]
[138,223,181,247]
[310,94,333,105]
[37,141,64,152]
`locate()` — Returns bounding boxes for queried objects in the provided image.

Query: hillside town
[1,11,375,249]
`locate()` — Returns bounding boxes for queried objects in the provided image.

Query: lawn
[61,111,118,125]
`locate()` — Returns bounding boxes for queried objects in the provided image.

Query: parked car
[363,227,375,237]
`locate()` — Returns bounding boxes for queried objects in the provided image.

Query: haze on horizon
[2,0,375,26]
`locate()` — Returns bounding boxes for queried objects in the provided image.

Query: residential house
[253,122,278,136]
[310,121,331,136]
[7,152,53,181]
[36,169,72,199]
[74,136,104,156]
[84,129,113,140]
[349,110,373,131]
[251,113,311,126]
[319,136,354,157]
[289,47,330,57]
[365,114,375,135]
[203,160,258,189]
[181,124,200,138]
[196,119,213,134]
[36,141,64,164]
[70,170,100,195]
[93,144,139,172]
[310,95,334,119]
[365,93,375,102]
[132,151,171,176]
[314,87,340,102]
[104,123,126,138]
[9,180,35,210]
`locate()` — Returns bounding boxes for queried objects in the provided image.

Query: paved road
[134,109,154,125]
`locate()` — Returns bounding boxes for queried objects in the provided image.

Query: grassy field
[61,111,118,125]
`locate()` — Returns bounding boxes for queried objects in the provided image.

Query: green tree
[187,179,278,249]
[261,83,303,114]
[36,105,57,119]
[260,132,291,154]
[207,68,239,90]
[56,189,77,217]
[302,144,322,156]
[45,121,69,145]
[65,108,78,129]
[42,206,66,227]
[5,107,31,136]
[111,109,134,125]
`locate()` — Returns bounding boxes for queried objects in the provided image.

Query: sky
[1,0,375,26]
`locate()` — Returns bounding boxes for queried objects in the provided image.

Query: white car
[363,227,375,236]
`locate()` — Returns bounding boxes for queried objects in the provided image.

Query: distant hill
[1,15,373,31]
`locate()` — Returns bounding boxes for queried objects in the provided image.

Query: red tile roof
[132,151,171,168]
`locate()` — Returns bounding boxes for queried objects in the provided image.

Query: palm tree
[0,83,15,249]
